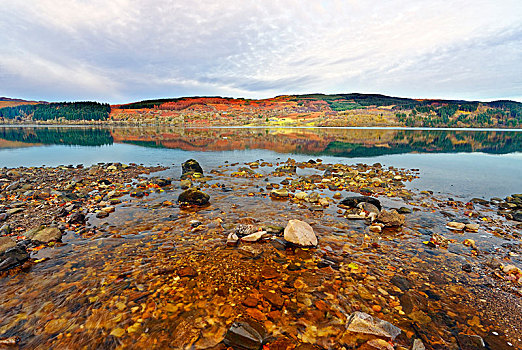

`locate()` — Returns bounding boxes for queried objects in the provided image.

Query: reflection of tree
[0,127,113,146]
[110,127,522,156]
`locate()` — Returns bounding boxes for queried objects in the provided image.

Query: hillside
[1,94,521,128]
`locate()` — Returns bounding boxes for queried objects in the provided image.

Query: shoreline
[0,159,521,349]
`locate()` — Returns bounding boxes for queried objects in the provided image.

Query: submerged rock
[377,209,405,227]
[224,321,264,350]
[0,237,16,255]
[346,311,401,340]
[270,189,289,198]
[284,219,317,247]
[340,196,382,211]
[177,188,210,206]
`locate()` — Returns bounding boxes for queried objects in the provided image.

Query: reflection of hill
[110,127,522,157]
[0,127,113,146]
[1,126,520,157]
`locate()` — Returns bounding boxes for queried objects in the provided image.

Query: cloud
[0,0,521,102]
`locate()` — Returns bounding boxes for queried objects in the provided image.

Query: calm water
[0,126,520,199]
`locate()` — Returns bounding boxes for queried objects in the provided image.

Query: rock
[68,212,85,224]
[369,224,382,233]
[397,207,412,214]
[181,159,203,177]
[429,233,449,248]
[242,231,269,243]
[0,245,29,271]
[178,188,210,206]
[270,189,289,198]
[465,223,479,232]
[6,208,24,215]
[283,219,317,247]
[462,239,476,248]
[446,221,466,230]
[275,165,296,173]
[0,213,8,222]
[224,322,263,350]
[377,209,405,227]
[31,227,62,243]
[178,266,197,277]
[346,312,401,340]
[152,178,171,187]
[235,224,256,237]
[390,275,412,291]
[295,192,308,200]
[457,334,486,350]
[412,339,426,350]
[358,202,380,214]
[366,339,394,350]
[226,232,239,246]
[0,237,16,254]
[340,196,382,210]
[180,179,192,189]
[96,211,109,218]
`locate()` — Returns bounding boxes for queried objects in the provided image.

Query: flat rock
[0,245,29,271]
[270,189,289,198]
[31,227,62,243]
[447,221,466,230]
[465,223,479,232]
[284,219,317,247]
[241,231,268,243]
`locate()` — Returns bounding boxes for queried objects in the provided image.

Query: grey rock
[224,322,264,350]
[0,245,29,271]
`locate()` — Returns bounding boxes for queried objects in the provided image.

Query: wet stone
[283,219,318,247]
[177,188,210,206]
[224,322,264,350]
[181,159,204,177]
[340,196,382,211]
[346,312,401,340]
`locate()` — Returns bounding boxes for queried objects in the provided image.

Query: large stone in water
[224,322,263,350]
[340,196,381,210]
[181,159,203,177]
[284,219,317,247]
[0,246,29,271]
[177,188,210,206]
[346,311,401,340]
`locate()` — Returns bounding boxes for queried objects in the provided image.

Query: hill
[1,94,521,128]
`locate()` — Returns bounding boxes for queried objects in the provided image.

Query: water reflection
[0,126,521,156]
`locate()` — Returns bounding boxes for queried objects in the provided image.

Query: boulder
[284,219,317,247]
[177,188,210,206]
[376,209,405,227]
[181,159,203,177]
[340,196,381,210]
[31,227,62,243]
[270,189,289,198]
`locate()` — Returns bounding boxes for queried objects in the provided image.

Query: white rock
[284,219,317,247]
[241,231,268,242]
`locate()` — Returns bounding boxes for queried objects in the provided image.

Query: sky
[0,0,521,104]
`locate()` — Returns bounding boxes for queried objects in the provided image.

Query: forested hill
[1,94,521,127]
[0,102,110,121]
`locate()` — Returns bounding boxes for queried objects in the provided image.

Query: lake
[1,126,521,199]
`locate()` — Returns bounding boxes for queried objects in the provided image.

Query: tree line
[0,102,110,121]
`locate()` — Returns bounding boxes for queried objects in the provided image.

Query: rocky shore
[0,159,521,349]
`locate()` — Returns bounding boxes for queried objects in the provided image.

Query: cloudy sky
[0,0,521,103]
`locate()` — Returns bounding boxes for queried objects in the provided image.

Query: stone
[178,188,210,206]
[180,179,192,189]
[366,339,394,350]
[0,237,16,255]
[284,219,317,247]
[224,322,263,350]
[412,339,426,350]
[340,196,381,210]
[457,334,486,350]
[178,266,197,277]
[346,312,401,340]
[227,232,239,246]
[446,222,466,230]
[397,207,412,214]
[68,212,85,224]
[377,209,405,227]
[0,245,29,271]
[96,211,109,218]
[429,233,449,248]
[465,223,479,232]
[181,159,203,177]
[390,275,412,291]
[295,192,308,200]
[31,227,62,243]
[270,189,289,198]
[242,231,268,243]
